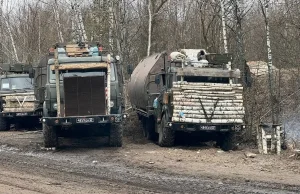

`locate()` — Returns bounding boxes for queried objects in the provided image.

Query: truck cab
[0,63,41,131]
[35,42,126,148]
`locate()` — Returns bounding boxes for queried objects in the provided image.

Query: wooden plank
[2,93,35,97]
[5,102,35,108]
[5,96,35,102]
[173,82,242,87]
[173,110,245,115]
[50,63,108,71]
[174,106,244,111]
[173,99,243,105]
[177,90,238,94]
[3,108,35,112]
[173,114,244,119]
[172,117,243,124]
[173,93,243,98]
[173,85,243,89]
[174,104,243,109]
[176,68,241,78]
[173,95,242,100]
[65,44,89,55]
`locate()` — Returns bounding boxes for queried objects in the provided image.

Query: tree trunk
[54,0,64,42]
[220,0,228,54]
[147,0,152,57]
[5,19,19,62]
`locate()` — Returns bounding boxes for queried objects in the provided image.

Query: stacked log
[172,82,244,124]
[2,95,35,113]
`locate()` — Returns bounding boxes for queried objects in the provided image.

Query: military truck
[128,49,245,151]
[0,63,41,131]
[33,42,126,148]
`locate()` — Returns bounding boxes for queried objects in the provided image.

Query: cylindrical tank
[128,52,165,111]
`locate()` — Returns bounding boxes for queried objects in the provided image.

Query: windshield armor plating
[1,77,33,90]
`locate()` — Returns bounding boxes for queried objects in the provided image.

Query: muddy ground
[0,124,300,193]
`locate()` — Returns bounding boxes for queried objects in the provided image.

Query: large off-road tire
[0,117,10,131]
[220,132,238,151]
[43,123,58,148]
[158,115,175,147]
[109,124,123,147]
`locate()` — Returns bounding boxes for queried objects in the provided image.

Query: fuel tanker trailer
[128,49,246,151]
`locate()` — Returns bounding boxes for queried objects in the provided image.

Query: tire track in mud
[0,145,299,194]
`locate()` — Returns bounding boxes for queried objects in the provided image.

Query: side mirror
[155,74,160,84]
[29,68,35,78]
[127,64,133,75]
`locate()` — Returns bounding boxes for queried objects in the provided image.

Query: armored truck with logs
[33,42,126,148]
[0,63,41,131]
[128,49,245,151]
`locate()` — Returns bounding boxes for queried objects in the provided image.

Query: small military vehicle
[0,63,41,131]
[128,49,245,151]
[33,42,126,148]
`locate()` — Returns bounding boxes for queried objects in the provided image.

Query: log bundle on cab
[172,82,244,124]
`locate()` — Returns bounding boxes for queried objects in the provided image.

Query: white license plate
[16,112,28,116]
[200,126,216,130]
[76,118,94,123]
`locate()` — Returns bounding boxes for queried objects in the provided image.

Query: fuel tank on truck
[128,52,165,111]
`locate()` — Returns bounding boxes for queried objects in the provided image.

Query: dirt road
[0,130,300,194]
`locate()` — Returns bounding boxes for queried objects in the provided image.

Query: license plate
[16,112,28,116]
[200,126,216,130]
[76,118,94,123]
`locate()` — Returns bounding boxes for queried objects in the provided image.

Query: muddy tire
[109,124,123,147]
[158,115,175,147]
[43,123,58,148]
[220,132,237,151]
[0,117,10,131]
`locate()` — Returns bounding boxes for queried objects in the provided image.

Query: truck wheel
[43,123,58,148]
[158,115,175,147]
[0,117,10,131]
[109,124,123,147]
[221,132,237,151]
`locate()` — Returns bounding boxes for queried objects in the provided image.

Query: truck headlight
[2,103,5,107]
[53,103,57,110]
[110,101,114,107]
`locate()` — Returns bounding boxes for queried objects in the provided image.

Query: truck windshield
[49,63,116,83]
[1,77,33,90]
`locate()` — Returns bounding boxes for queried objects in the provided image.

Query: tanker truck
[128,49,245,151]
[33,42,127,148]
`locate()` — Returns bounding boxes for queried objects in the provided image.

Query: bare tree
[54,0,64,42]
[147,0,168,56]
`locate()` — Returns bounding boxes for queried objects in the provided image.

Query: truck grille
[64,76,106,116]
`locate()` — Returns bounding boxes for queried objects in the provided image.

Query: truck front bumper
[42,114,128,126]
[1,111,42,117]
[170,122,244,132]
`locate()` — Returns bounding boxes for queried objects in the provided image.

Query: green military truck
[128,49,246,151]
[33,42,126,148]
[0,63,41,131]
